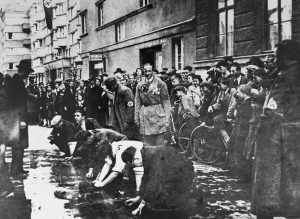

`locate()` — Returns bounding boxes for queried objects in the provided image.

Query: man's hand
[131,199,145,215]
[64,157,73,161]
[124,196,141,206]
[208,106,213,113]
[86,168,94,178]
[226,118,234,125]
[94,180,105,188]
[135,121,140,127]
[124,122,129,129]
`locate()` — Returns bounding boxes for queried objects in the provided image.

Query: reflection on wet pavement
[192,163,252,218]
[0,126,287,219]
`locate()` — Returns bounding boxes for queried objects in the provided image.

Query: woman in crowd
[187,75,202,110]
[38,86,48,126]
[46,84,56,127]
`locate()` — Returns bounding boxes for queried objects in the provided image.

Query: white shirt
[107,140,144,173]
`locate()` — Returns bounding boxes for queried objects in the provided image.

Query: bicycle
[189,121,233,164]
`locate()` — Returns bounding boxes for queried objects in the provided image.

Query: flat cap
[51,115,62,127]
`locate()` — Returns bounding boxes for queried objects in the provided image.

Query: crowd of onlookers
[1,39,300,218]
[45,53,279,179]
[0,40,290,183]
[20,53,274,130]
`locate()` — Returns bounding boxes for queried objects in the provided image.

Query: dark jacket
[138,146,194,212]
[86,86,108,126]
[76,129,127,168]
[54,90,76,122]
[49,119,76,155]
[252,63,300,217]
[229,97,253,181]
[231,74,248,88]
[113,84,135,133]
[4,75,28,149]
[74,117,102,133]
[26,83,39,113]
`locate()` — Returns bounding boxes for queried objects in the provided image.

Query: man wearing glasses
[134,63,171,146]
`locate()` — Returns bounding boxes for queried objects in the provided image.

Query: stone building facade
[78,0,196,77]
[28,0,82,84]
[194,0,299,77]
[29,1,51,83]
[0,1,32,76]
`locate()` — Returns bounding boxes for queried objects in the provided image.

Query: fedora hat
[114,68,124,74]
[17,59,34,73]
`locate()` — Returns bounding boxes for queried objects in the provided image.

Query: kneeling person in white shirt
[94,140,144,193]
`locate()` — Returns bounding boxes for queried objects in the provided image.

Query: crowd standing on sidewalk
[0,39,300,218]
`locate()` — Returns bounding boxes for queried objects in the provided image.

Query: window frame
[263,0,292,51]
[215,0,234,57]
[97,3,104,27]
[8,32,13,39]
[9,63,14,70]
[116,21,125,42]
[140,0,149,7]
[173,37,184,70]
[80,11,87,35]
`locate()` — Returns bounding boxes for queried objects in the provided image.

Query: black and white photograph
[0,0,299,218]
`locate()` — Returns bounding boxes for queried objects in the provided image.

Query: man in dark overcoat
[54,83,76,122]
[104,77,138,140]
[252,40,300,218]
[4,61,31,177]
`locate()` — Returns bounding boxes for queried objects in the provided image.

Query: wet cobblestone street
[0,126,282,219]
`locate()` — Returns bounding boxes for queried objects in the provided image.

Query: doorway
[140,45,162,71]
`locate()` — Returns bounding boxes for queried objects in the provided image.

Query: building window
[116,21,125,42]
[69,7,74,19]
[37,21,42,30]
[39,39,43,47]
[216,0,234,56]
[59,27,66,37]
[81,12,87,34]
[56,3,65,15]
[97,3,104,27]
[264,0,292,50]
[71,32,75,44]
[8,33,13,39]
[53,8,56,18]
[173,37,184,70]
[39,58,44,65]
[9,63,13,70]
[140,0,149,7]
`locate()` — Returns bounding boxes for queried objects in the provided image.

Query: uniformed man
[135,63,171,146]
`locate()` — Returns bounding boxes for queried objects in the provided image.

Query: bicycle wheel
[177,122,190,152]
[190,126,221,164]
